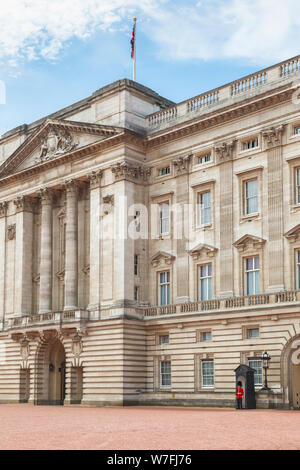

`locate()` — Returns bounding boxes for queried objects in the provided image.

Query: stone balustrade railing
[4,310,88,329]
[147,55,300,129]
[141,290,300,318]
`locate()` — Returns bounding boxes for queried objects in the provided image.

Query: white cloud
[0,0,300,67]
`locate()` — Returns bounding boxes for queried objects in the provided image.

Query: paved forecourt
[0,405,300,450]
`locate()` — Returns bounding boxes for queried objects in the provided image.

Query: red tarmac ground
[0,404,300,450]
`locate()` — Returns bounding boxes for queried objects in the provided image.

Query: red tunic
[236,386,244,399]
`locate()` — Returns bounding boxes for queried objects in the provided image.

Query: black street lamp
[260,350,271,391]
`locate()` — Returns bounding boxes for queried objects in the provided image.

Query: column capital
[13,195,37,213]
[88,170,103,189]
[64,179,79,194]
[0,201,8,218]
[38,187,54,205]
[262,125,285,148]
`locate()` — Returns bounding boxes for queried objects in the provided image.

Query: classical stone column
[39,188,53,314]
[14,196,35,315]
[64,180,78,311]
[263,125,285,292]
[0,202,8,327]
[173,155,191,303]
[87,171,102,312]
[217,141,235,298]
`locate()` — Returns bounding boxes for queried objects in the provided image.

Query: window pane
[247,272,254,295]
[246,258,253,271]
[246,180,258,197]
[255,271,260,294]
[249,360,262,386]
[254,257,260,269]
[202,361,214,387]
[161,361,171,386]
[248,328,259,338]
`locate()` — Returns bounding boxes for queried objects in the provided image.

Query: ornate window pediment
[188,243,218,260]
[284,224,300,243]
[151,251,175,267]
[0,118,122,177]
[233,234,266,252]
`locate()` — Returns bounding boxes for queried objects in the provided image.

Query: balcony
[4,310,89,330]
[140,291,300,318]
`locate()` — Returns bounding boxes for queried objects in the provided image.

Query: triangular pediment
[188,243,218,259]
[0,118,123,177]
[284,224,300,242]
[233,234,266,251]
[151,251,175,266]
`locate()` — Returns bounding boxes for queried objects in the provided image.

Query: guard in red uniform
[236,382,244,409]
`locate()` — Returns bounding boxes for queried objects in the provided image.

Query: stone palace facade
[0,56,300,408]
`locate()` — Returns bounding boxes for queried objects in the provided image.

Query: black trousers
[236,398,243,409]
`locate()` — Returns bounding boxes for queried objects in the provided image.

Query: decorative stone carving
[13,195,36,213]
[188,243,218,260]
[7,224,16,240]
[172,155,191,174]
[38,187,54,205]
[102,194,114,215]
[262,125,285,147]
[88,170,103,189]
[111,162,151,182]
[36,126,78,163]
[71,332,83,357]
[0,201,8,217]
[151,251,176,267]
[233,234,266,252]
[215,140,236,162]
[284,224,300,243]
[20,337,30,361]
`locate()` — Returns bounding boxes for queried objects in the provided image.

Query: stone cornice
[145,85,294,149]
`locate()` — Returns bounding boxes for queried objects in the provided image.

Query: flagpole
[133,17,137,81]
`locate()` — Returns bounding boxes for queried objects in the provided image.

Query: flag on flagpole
[131,19,136,59]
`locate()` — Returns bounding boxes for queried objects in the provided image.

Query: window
[134,255,139,276]
[242,138,259,150]
[198,153,212,164]
[134,286,139,301]
[245,257,260,295]
[197,191,211,226]
[160,335,169,345]
[158,167,170,177]
[198,264,212,301]
[294,127,300,135]
[296,168,300,205]
[248,359,263,386]
[201,331,212,342]
[134,211,140,232]
[247,328,259,339]
[159,203,169,234]
[202,360,214,388]
[160,361,171,387]
[245,179,258,215]
[158,271,170,306]
[297,250,300,290]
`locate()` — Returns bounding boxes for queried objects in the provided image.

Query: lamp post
[261,350,271,391]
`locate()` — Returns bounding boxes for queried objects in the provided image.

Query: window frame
[196,190,211,227]
[244,256,260,296]
[241,137,259,152]
[247,328,259,339]
[158,166,171,177]
[197,263,213,301]
[159,202,170,235]
[244,178,259,216]
[201,360,214,389]
[248,358,263,387]
[160,360,171,388]
[158,270,171,306]
[296,168,300,205]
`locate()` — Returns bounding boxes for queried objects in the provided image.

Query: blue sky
[0,0,300,137]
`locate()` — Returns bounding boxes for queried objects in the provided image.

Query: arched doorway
[35,336,66,405]
[281,335,300,409]
[49,340,66,405]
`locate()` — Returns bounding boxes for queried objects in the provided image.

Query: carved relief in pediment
[36,126,78,164]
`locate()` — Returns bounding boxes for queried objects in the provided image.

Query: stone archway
[35,334,66,405]
[281,335,300,409]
